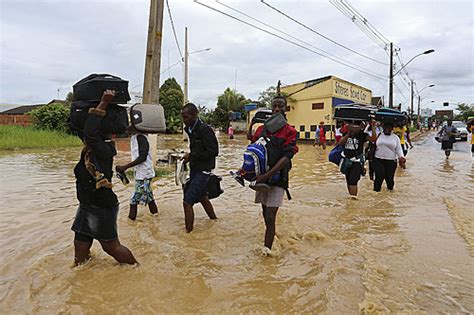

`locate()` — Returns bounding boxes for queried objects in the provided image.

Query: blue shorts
[183,171,210,205]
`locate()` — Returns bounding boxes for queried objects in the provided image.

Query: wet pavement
[0,131,472,313]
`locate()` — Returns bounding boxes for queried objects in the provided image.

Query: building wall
[283,76,372,140]
[0,114,31,126]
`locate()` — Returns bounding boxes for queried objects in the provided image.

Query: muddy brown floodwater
[0,132,473,314]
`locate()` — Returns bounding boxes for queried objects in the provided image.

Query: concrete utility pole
[183,27,189,104]
[410,79,414,123]
[142,0,164,161]
[388,43,394,108]
[143,0,164,104]
[182,27,189,141]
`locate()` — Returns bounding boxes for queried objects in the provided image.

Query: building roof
[282,75,370,97]
[0,104,45,115]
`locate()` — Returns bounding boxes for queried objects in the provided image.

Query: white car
[452,121,468,141]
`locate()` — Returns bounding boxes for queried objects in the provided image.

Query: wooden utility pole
[142,0,164,160]
[143,0,164,104]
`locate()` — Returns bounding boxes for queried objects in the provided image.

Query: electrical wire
[166,0,184,60]
[330,0,387,49]
[194,0,387,81]
[214,0,383,76]
[260,0,387,65]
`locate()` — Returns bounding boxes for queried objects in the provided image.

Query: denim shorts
[183,171,210,205]
[71,203,118,241]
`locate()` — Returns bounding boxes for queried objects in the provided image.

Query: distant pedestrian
[115,125,158,221]
[373,123,406,192]
[394,124,412,156]
[313,121,326,149]
[228,125,234,140]
[335,122,344,144]
[467,118,474,156]
[437,120,458,158]
[181,103,219,233]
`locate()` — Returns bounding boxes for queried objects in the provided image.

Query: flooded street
[0,132,473,314]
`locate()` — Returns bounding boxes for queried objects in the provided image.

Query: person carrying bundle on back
[338,120,377,199]
[246,96,298,256]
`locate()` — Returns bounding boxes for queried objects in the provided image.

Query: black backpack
[68,101,128,139]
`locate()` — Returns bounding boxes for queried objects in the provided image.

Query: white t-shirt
[131,134,155,180]
[375,133,404,160]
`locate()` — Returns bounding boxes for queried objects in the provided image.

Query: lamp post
[416,84,435,129]
[389,48,434,108]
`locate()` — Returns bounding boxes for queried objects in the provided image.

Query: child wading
[116,126,158,221]
[247,96,298,255]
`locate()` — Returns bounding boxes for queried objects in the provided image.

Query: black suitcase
[68,101,129,139]
[334,103,377,121]
[252,109,272,123]
[375,108,408,126]
[73,74,131,104]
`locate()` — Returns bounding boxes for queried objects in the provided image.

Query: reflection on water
[0,132,473,313]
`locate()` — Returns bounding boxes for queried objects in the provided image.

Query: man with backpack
[181,103,219,233]
[247,96,298,256]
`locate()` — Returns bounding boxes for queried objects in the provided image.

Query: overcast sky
[1,0,473,113]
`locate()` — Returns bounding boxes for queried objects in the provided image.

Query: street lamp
[389,48,435,108]
[416,84,435,128]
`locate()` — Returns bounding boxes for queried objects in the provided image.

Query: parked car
[452,121,468,141]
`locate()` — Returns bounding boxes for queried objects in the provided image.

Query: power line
[341,0,391,45]
[330,0,387,50]
[215,0,383,77]
[194,1,387,81]
[166,0,183,60]
[129,60,182,90]
[260,0,387,65]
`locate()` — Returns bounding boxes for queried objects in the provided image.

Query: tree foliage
[258,86,277,108]
[29,102,70,133]
[455,103,474,121]
[212,88,250,128]
[159,78,184,133]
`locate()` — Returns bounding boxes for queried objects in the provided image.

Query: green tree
[66,92,74,104]
[455,103,474,121]
[29,102,69,132]
[213,88,250,128]
[159,78,184,133]
[258,85,294,108]
[258,86,277,108]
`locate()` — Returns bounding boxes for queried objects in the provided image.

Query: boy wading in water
[116,125,158,221]
[247,96,298,255]
[181,103,219,232]
[72,90,137,265]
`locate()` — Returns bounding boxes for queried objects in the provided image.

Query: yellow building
[282,75,372,140]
